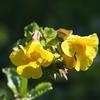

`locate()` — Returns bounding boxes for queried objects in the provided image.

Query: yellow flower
[61,33,99,71]
[9,40,54,79]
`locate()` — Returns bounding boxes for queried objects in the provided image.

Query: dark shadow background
[0,0,100,100]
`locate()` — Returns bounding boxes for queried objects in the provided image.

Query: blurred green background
[0,0,100,100]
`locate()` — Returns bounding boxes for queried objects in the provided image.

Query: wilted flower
[9,40,54,79]
[61,33,99,71]
[57,28,73,40]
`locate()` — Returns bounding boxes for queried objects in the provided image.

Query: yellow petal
[62,54,75,68]
[26,40,42,53]
[9,49,30,66]
[61,40,74,57]
[73,44,98,71]
[40,49,54,67]
[86,45,98,61]
[76,54,91,71]
[31,67,43,79]
[86,33,99,46]
[17,62,42,79]
[74,55,81,71]
[25,40,42,58]
[78,45,98,71]
[67,33,99,46]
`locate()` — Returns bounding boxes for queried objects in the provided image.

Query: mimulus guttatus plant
[9,23,99,79]
[6,22,99,99]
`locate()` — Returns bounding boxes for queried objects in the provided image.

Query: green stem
[21,77,28,97]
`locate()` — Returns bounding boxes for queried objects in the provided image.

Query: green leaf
[41,27,57,44]
[24,22,40,41]
[2,68,21,96]
[25,82,53,100]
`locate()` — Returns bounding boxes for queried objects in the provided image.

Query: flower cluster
[9,22,99,79]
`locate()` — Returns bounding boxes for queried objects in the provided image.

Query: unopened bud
[32,30,41,40]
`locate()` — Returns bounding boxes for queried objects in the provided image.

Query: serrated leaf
[25,82,53,100]
[2,68,21,95]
